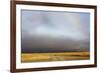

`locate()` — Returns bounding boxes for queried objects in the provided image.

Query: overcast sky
[21,10,90,53]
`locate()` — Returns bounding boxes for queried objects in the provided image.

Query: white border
[16,5,95,69]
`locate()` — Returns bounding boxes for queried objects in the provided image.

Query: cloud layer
[21,10,90,53]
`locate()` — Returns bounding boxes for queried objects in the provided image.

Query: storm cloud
[21,10,90,53]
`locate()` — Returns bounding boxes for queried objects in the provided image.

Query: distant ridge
[21,48,89,53]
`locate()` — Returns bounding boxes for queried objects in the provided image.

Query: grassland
[21,52,90,63]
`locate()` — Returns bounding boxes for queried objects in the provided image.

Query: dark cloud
[21,35,90,53]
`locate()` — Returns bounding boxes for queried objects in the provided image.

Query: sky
[21,9,90,53]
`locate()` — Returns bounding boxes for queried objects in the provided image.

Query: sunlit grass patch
[21,52,90,63]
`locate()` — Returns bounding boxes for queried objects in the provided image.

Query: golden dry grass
[21,52,90,63]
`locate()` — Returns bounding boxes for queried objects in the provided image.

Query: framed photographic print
[10,0,97,72]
